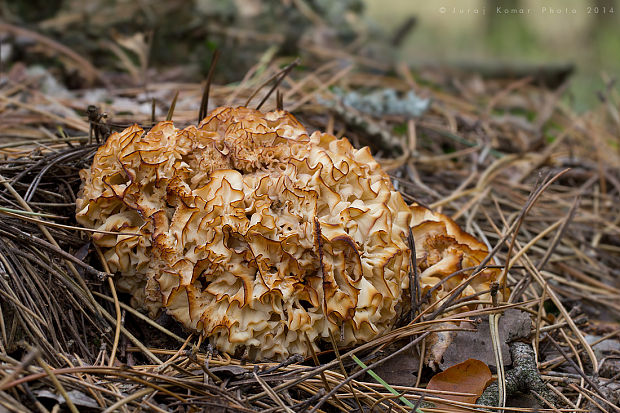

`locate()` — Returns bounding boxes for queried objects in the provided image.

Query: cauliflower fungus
[76,106,497,360]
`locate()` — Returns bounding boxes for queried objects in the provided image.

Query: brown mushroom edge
[76,106,498,360]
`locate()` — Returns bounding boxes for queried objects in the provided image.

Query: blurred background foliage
[1,0,618,110]
[367,0,620,111]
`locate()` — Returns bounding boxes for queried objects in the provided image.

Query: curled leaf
[427,358,493,410]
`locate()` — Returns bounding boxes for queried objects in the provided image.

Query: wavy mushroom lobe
[77,106,498,360]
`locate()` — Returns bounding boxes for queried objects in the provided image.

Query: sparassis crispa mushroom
[76,106,498,360]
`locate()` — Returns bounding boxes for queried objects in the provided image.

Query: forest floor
[0,3,619,412]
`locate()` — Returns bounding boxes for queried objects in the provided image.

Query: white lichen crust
[77,107,497,360]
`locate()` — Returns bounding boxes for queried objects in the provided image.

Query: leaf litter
[1,8,620,412]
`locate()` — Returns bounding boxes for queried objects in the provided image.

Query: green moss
[393,122,408,135]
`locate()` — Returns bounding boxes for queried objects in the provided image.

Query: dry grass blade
[0,208,142,236]
[36,355,80,413]
[102,388,155,413]
[3,227,110,281]
[303,332,347,412]
[255,58,300,110]
[0,349,40,391]
[0,23,107,87]
[198,49,221,122]
[544,334,607,400]
[166,90,180,121]
[92,291,187,344]
[253,369,295,413]
[0,172,99,307]
[351,355,420,411]
[94,245,121,368]
[490,312,506,407]
[245,58,300,108]
[276,89,284,111]
[0,94,90,133]
[536,196,580,270]
[500,168,571,290]
[308,333,430,413]
[407,227,420,320]
[328,329,364,411]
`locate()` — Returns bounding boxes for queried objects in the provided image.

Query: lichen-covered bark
[478,342,557,408]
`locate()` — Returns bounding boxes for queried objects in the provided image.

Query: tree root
[477,342,557,408]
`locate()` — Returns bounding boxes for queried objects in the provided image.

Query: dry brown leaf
[427,358,494,411]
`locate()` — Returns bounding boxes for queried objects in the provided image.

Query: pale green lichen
[332,87,430,118]
[317,88,430,154]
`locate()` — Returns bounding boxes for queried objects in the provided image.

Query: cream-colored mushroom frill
[76,107,497,360]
